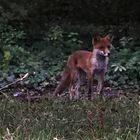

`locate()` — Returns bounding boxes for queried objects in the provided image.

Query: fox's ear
[92,35,101,45]
[105,34,114,42]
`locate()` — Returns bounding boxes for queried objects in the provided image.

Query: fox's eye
[99,46,104,49]
[107,45,111,49]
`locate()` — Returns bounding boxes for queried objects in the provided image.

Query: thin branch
[0,73,29,91]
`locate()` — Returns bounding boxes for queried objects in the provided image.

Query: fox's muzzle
[99,51,110,57]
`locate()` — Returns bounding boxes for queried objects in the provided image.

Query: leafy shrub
[43,25,83,53]
[107,36,140,89]
[0,23,83,88]
[43,25,64,47]
[0,19,27,79]
[0,20,139,90]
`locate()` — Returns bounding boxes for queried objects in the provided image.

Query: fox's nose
[108,52,110,56]
[104,51,110,56]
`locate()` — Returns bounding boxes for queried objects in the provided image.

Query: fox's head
[92,34,113,57]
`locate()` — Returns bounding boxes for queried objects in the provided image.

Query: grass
[0,93,140,140]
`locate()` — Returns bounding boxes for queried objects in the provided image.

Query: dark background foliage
[0,0,140,90]
[1,0,140,24]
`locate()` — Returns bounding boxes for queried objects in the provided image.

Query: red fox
[54,34,113,100]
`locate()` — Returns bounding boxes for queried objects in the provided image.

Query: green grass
[0,93,140,140]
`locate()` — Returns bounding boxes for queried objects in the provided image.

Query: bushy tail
[54,67,71,96]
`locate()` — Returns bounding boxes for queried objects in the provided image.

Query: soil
[0,81,124,102]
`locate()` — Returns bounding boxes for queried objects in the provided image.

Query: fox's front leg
[97,73,104,95]
[87,72,93,100]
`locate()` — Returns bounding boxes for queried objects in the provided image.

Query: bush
[0,19,139,90]
[107,36,140,89]
[0,23,83,88]
[0,19,27,79]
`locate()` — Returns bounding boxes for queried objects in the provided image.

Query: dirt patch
[0,82,124,102]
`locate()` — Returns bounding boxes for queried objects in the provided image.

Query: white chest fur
[91,56,109,73]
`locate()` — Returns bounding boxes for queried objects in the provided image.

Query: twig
[0,73,29,91]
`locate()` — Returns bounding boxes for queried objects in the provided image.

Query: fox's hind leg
[74,72,81,100]
[74,69,86,99]
[97,73,104,95]
[69,69,83,100]
[69,70,78,100]
[78,69,86,86]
